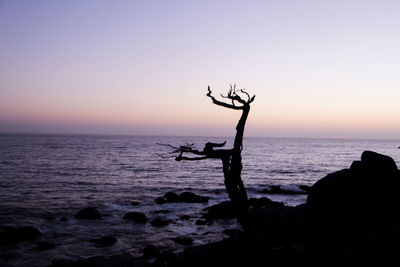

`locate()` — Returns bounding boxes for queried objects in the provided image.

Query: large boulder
[307,151,400,244]
[123,212,147,223]
[74,207,102,220]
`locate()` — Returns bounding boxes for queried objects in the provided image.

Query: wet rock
[299,185,311,193]
[248,197,284,208]
[89,235,117,247]
[142,245,160,259]
[123,212,147,223]
[173,236,193,246]
[0,226,41,245]
[202,201,236,220]
[155,197,166,204]
[52,253,151,267]
[36,241,56,251]
[60,217,68,222]
[152,251,179,267]
[150,218,171,227]
[180,215,191,220]
[164,191,179,202]
[178,192,209,203]
[131,201,140,206]
[195,219,207,225]
[222,229,243,237]
[74,207,101,220]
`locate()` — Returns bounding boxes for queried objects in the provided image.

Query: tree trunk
[224,104,251,233]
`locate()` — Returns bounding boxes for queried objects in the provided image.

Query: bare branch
[207,86,242,110]
[176,155,209,161]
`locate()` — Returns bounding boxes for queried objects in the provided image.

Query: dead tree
[161,85,255,233]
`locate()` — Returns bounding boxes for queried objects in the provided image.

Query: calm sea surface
[1,134,399,266]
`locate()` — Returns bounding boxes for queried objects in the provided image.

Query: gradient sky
[1,0,400,139]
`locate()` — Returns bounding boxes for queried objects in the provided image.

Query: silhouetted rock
[156,191,209,204]
[180,215,191,220]
[123,212,147,223]
[152,251,179,267]
[248,197,284,208]
[202,201,236,220]
[0,226,41,245]
[155,197,166,204]
[307,150,400,248]
[299,185,311,193]
[89,235,117,247]
[222,229,243,237]
[131,201,140,206]
[164,191,179,202]
[52,253,151,267]
[195,219,207,225]
[74,207,101,220]
[142,245,160,259]
[36,241,56,251]
[178,192,209,203]
[172,236,193,246]
[150,218,171,227]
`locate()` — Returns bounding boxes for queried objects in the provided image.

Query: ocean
[1,134,399,266]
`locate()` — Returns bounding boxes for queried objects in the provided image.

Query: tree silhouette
[161,85,255,233]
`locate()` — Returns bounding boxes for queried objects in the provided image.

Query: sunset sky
[1,0,400,139]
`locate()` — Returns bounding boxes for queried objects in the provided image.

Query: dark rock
[202,201,236,220]
[152,251,179,267]
[172,236,193,246]
[150,218,171,227]
[178,192,209,203]
[60,217,68,222]
[155,197,166,204]
[51,258,75,267]
[89,235,117,247]
[74,207,101,220]
[53,253,151,267]
[0,226,41,245]
[195,219,207,225]
[248,197,284,208]
[164,191,179,202]
[142,245,160,259]
[131,201,140,206]
[180,215,191,220]
[307,151,400,247]
[123,212,147,223]
[36,241,56,251]
[222,229,243,237]
[299,185,311,193]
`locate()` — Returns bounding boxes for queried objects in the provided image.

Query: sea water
[1,134,399,266]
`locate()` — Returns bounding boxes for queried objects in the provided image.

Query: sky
[1,0,400,139]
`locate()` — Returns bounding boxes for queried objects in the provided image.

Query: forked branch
[207,85,255,110]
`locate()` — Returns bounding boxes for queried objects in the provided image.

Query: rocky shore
[1,150,399,266]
